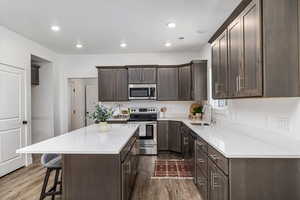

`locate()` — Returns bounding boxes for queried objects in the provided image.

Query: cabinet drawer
[196,148,208,177]
[208,146,228,175]
[195,137,208,153]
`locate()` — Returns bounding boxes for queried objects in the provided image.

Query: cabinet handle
[127,162,131,174]
[197,177,206,186]
[210,154,219,161]
[236,76,239,93]
[196,141,204,150]
[197,158,205,163]
[184,137,189,145]
[211,172,221,189]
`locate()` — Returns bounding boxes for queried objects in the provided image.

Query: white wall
[0,25,59,165]
[58,52,201,133]
[31,63,54,144]
[198,44,300,139]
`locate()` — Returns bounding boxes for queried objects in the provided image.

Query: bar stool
[40,154,62,200]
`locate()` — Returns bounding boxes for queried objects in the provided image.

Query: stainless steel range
[128,107,158,155]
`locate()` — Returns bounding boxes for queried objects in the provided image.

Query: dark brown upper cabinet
[210,0,299,98]
[262,0,299,97]
[128,66,157,84]
[239,0,262,97]
[212,30,229,99]
[178,65,192,100]
[157,67,179,101]
[228,17,243,97]
[98,67,128,101]
[31,65,40,85]
[191,60,208,101]
[97,60,207,102]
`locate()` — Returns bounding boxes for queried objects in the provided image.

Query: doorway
[68,78,98,131]
[31,55,54,144]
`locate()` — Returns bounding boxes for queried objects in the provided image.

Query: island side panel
[229,158,300,200]
[62,154,121,200]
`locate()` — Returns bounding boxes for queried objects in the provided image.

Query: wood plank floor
[0,155,201,200]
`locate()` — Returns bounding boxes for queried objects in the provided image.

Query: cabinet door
[178,65,192,100]
[211,30,228,99]
[211,41,220,99]
[157,121,169,151]
[98,69,115,101]
[181,128,189,159]
[191,61,207,101]
[122,155,131,200]
[128,68,142,84]
[218,31,229,98]
[208,159,228,200]
[115,69,128,101]
[142,68,157,83]
[189,132,196,180]
[239,0,262,97]
[168,121,182,153]
[157,67,179,100]
[228,17,243,97]
[196,142,208,177]
[197,169,208,200]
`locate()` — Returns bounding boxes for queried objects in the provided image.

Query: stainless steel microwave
[128,84,157,100]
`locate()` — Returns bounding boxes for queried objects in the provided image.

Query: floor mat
[151,159,193,179]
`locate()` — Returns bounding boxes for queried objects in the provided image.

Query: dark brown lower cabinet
[157,121,182,153]
[208,159,229,200]
[196,170,208,200]
[169,121,182,153]
[181,125,190,158]
[63,131,139,200]
[157,121,169,151]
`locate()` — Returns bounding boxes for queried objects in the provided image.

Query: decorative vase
[195,113,202,120]
[99,121,109,132]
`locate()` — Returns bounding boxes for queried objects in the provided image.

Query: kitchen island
[17,124,140,200]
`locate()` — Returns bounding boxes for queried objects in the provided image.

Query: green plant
[192,106,203,115]
[88,104,114,123]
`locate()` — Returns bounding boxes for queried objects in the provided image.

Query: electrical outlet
[278,117,290,131]
[268,116,290,132]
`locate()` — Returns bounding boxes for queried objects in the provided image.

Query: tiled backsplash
[101,101,195,118]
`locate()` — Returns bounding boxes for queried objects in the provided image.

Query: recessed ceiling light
[51,25,60,32]
[165,42,172,47]
[76,43,83,49]
[120,43,127,48]
[167,22,176,28]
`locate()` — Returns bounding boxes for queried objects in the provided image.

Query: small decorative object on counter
[160,107,167,118]
[88,104,114,132]
[189,103,203,120]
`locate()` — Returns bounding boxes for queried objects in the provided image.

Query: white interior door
[70,80,85,131]
[85,85,98,126]
[0,64,25,177]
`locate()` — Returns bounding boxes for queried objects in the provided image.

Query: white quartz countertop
[17,124,139,154]
[159,117,300,158]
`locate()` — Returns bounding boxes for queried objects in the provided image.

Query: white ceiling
[0,0,241,54]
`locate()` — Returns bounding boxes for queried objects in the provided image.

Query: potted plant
[192,106,203,120]
[88,104,114,131]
